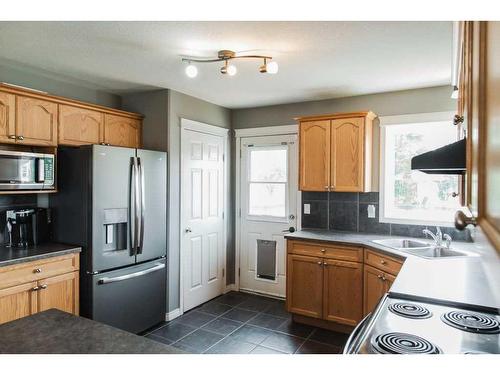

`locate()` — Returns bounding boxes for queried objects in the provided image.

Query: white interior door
[239,134,298,297]
[181,128,225,311]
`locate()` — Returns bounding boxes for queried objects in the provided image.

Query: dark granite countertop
[0,309,183,354]
[285,229,500,313]
[0,242,81,267]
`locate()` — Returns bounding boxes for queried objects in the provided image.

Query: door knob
[455,210,477,230]
[40,284,48,289]
[185,227,192,233]
[33,268,42,274]
[8,135,16,140]
[17,135,24,140]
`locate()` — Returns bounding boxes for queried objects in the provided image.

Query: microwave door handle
[137,157,145,254]
[36,158,45,182]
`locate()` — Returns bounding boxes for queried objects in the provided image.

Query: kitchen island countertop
[0,309,183,354]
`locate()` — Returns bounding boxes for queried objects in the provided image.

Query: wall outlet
[304,203,311,215]
[367,204,376,218]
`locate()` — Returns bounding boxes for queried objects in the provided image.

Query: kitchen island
[0,309,183,354]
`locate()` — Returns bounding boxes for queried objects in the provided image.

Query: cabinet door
[38,271,79,315]
[59,104,104,145]
[383,272,396,293]
[286,254,323,318]
[323,259,363,326]
[16,96,58,146]
[363,264,386,316]
[104,113,141,148]
[0,91,16,144]
[331,117,364,192]
[0,282,38,324]
[299,120,330,191]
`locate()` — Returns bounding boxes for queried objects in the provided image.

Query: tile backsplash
[301,192,472,242]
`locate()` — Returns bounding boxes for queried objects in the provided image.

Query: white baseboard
[224,284,238,293]
[165,308,182,321]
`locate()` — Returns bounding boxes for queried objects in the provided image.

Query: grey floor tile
[263,301,290,318]
[275,319,315,338]
[238,296,273,312]
[151,322,196,342]
[215,292,249,306]
[202,318,243,336]
[229,325,273,345]
[309,328,349,347]
[176,329,224,352]
[248,313,287,330]
[260,331,304,354]
[296,340,342,354]
[172,341,204,354]
[196,301,234,316]
[222,308,258,322]
[205,337,257,354]
[176,311,217,328]
[251,346,288,354]
[146,334,174,346]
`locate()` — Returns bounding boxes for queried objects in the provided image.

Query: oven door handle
[343,312,372,354]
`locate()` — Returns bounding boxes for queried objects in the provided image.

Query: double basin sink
[372,238,472,259]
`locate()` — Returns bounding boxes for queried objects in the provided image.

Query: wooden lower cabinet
[323,259,363,326]
[0,253,80,324]
[363,264,396,316]
[287,254,324,318]
[38,271,79,315]
[0,282,38,324]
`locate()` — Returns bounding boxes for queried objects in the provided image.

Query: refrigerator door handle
[137,157,145,254]
[97,263,165,285]
[129,157,138,256]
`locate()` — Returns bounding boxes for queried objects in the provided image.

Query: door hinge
[222,268,225,278]
[238,268,241,277]
[222,154,225,162]
[222,211,225,219]
[239,208,241,217]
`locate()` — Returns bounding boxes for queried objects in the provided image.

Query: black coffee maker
[4,208,51,248]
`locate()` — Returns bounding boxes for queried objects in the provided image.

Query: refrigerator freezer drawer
[92,259,166,334]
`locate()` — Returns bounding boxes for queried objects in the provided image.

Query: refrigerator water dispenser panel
[103,208,128,252]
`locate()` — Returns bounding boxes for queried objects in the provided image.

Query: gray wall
[232,85,455,128]
[167,90,231,312]
[0,60,122,109]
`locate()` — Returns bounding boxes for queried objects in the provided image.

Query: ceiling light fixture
[183,50,278,77]
[185,63,198,78]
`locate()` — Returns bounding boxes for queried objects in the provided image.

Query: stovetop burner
[441,311,500,334]
[371,332,442,354]
[388,302,432,319]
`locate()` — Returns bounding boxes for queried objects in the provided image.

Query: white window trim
[379,111,457,226]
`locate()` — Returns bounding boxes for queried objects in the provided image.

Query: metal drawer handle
[321,248,326,253]
[97,263,165,285]
[380,260,387,265]
[34,268,42,273]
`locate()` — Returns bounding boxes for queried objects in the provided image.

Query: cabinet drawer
[0,254,79,289]
[364,250,402,276]
[288,240,363,262]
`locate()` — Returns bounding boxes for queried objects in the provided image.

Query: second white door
[181,127,225,312]
[239,134,298,297]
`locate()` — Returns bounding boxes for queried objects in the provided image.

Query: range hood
[411,138,466,175]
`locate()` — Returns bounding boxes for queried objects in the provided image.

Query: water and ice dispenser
[102,208,128,252]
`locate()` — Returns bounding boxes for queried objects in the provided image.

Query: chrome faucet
[423,227,452,249]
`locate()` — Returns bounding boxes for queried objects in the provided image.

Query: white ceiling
[0,21,452,109]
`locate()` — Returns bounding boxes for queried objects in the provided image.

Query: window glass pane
[248,183,286,217]
[383,121,460,223]
[250,148,287,182]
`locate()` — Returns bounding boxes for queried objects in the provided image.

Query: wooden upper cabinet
[331,117,365,192]
[323,259,363,326]
[37,271,79,315]
[298,112,375,192]
[104,114,141,148]
[299,120,330,191]
[286,254,324,318]
[16,96,58,146]
[59,105,104,146]
[0,92,16,144]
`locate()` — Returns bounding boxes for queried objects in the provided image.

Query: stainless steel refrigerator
[50,145,167,333]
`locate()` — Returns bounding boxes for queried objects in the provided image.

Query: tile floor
[144,291,349,354]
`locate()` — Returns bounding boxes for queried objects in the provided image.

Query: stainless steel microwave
[0,150,55,190]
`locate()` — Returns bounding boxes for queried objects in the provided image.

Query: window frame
[379,111,460,226]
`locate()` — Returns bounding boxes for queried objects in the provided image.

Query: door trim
[179,118,229,314]
[235,125,300,293]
